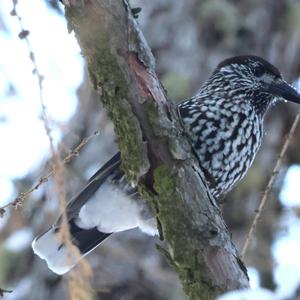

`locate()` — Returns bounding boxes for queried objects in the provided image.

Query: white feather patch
[75,183,158,235]
[32,183,158,275]
[32,228,78,275]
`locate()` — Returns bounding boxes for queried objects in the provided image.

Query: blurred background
[1,0,300,299]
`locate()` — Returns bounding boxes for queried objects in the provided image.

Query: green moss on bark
[153,165,216,300]
[65,6,148,181]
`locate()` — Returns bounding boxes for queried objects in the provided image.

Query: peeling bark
[64,0,250,299]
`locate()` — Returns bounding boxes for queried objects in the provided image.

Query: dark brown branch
[64,0,249,298]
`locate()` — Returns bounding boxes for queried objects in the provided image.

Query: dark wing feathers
[69,219,111,253]
[55,152,122,226]
[87,152,121,183]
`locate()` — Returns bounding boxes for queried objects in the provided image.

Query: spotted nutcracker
[32,55,300,274]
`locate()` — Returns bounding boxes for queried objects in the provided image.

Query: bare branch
[10,2,93,298]
[0,131,99,216]
[0,287,13,298]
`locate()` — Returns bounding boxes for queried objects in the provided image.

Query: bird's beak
[267,79,300,104]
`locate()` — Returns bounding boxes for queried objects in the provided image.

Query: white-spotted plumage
[178,56,276,198]
[33,55,300,275]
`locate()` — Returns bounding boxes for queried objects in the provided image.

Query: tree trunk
[64,1,249,299]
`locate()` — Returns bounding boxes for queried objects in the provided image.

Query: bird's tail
[32,153,121,275]
[32,220,111,275]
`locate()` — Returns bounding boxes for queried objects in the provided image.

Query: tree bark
[64,1,250,299]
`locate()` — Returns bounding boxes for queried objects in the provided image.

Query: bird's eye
[253,66,265,77]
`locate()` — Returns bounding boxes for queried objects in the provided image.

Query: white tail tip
[32,227,80,275]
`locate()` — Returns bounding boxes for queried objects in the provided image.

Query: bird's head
[212,55,300,115]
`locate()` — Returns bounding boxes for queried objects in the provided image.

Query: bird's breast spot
[212,160,222,169]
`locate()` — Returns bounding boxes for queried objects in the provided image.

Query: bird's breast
[180,100,263,199]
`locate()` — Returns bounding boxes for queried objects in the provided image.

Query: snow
[280,164,300,207]
[217,288,277,300]
[0,0,83,187]
[273,211,300,299]
[5,228,33,252]
[5,277,32,300]
[0,177,15,206]
[248,267,260,289]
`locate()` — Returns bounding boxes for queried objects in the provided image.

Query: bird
[32,55,300,275]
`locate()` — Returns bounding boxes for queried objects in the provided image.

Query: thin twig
[10,3,93,298]
[0,131,99,217]
[10,0,44,103]
[3,1,99,217]
[0,288,13,297]
[54,139,92,300]
[241,109,300,259]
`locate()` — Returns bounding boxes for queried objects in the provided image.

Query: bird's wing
[33,151,156,275]
[54,152,122,226]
